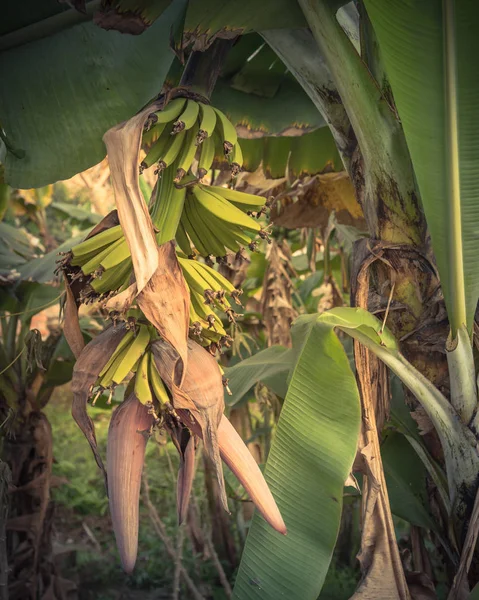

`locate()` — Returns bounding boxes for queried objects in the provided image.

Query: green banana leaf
[363,0,479,334]
[0,221,37,271]
[96,0,353,40]
[224,345,292,406]
[1,0,90,37]
[232,314,361,600]
[240,127,341,177]
[183,0,306,47]
[212,78,325,138]
[234,306,479,598]
[0,0,185,188]
[16,232,88,283]
[50,202,102,224]
[382,431,439,532]
[469,584,479,599]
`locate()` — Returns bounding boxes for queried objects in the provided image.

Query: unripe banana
[148,356,170,405]
[80,237,124,275]
[230,142,243,176]
[147,98,186,126]
[188,197,226,258]
[188,260,236,294]
[175,220,193,256]
[111,324,151,385]
[107,394,153,573]
[178,257,213,296]
[213,107,238,155]
[140,125,170,172]
[174,125,200,182]
[134,352,153,405]
[197,134,216,179]
[191,186,261,232]
[157,129,186,172]
[197,103,217,143]
[100,237,131,271]
[156,184,186,244]
[181,202,210,257]
[172,100,200,134]
[71,225,123,259]
[91,257,132,295]
[99,342,133,388]
[207,185,264,211]
[99,329,135,379]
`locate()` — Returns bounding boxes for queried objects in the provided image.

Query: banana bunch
[68,224,133,303]
[91,320,155,401]
[178,256,241,349]
[140,97,243,180]
[91,319,173,412]
[178,184,268,259]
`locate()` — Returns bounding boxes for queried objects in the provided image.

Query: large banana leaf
[232,315,361,600]
[382,432,439,533]
[212,78,325,138]
[0,0,185,188]
[224,345,291,406]
[240,127,342,177]
[363,0,479,334]
[234,307,479,598]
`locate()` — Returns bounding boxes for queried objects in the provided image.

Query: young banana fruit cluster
[140,97,243,179]
[178,256,241,349]
[90,319,175,412]
[178,184,268,259]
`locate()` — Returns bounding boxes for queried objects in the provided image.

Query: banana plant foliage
[0,0,185,188]
[232,312,361,600]
[363,0,479,336]
[231,307,479,599]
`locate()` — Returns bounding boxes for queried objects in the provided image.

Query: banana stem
[179,38,237,100]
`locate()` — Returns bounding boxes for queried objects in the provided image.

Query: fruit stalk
[178,37,238,100]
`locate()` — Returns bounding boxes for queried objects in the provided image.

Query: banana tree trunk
[4,411,73,600]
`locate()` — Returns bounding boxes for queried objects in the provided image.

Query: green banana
[197,103,217,143]
[140,125,170,172]
[158,129,186,172]
[181,201,210,257]
[134,352,153,405]
[178,257,214,297]
[81,237,124,275]
[71,225,123,259]
[99,343,133,388]
[172,100,200,134]
[213,107,238,155]
[175,220,193,256]
[156,184,186,244]
[189,260,236,294]
[197,134,216,179]
[174,125,200,182]
[148,98,186,125]
[91,258,132,295]
[194,203,245,253]
[99,329,135,379]
[112,324,151,385]
[229,143,243,176]
[210,212,255,247]
[189,196,226,258]
[206,185,264,211]
[100,237,131,271]
[148,357,170,405]
[150,163,176,227]
[191,186,261,232]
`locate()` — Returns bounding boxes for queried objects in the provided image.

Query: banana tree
[2,0,479,599]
